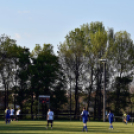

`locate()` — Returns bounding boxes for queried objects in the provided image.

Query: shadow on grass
[0,121,132,134]
[0,125,128,134]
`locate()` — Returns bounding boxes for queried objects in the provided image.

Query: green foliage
[110,76,132,115]
[1,21,134,119]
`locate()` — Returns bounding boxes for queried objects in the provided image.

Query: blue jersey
[47,111,54,120]
[6,109,11,118]
[108,113,114,122]
[81,110,89,121]
[126,115,130,121]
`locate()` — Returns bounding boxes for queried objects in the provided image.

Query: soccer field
[0,121,133,134]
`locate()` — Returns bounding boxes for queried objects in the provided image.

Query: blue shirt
[81,110,89,121]
[47,111,54,120]
[108,113,114,121]
[6,109,11,118]
[126,115,130,121]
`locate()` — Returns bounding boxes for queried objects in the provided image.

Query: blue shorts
[109,120,113,123]
[83,119,88,123]
[6,115,10,119]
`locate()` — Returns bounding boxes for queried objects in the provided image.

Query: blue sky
[0,0,134,54]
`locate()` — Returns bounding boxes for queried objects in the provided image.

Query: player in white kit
[46,109,54,129]
[10,108,14,121]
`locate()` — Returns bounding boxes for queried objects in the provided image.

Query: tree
[107,31,134,115]
[31,43,67,117]
[0,34,19,109]
[58,28,85,117]
[13,47,31,113]
[82,22,108,120]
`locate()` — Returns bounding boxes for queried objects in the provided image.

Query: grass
[0,120,133,134]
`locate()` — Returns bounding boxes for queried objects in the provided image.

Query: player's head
[49,109,51,111]
[109,110,111,113]
[83,107,86,111]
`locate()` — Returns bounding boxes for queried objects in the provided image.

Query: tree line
[0,21,134,120]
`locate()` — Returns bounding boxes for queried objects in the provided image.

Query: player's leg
[17,115,19,121]
[85,122,88,132]
[18,115,20,121]
[82,123,85,132]
[11,115,13,121]
[82,121,88,132]
[8,117,11,123]
[5,115,6,123]
[109,122,113,129]
[13,115,15,121]
[51,120,53,129]
[16,115,18,121]
[46,120,49,129]
[6,117,8,124]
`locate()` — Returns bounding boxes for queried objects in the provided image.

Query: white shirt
[10,109,14,115]
[47,111,54,120]
[16,110,21,115]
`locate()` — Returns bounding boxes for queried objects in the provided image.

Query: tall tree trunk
[87,67,93,110]
[4,79,7,109]
[6,83,8,107]
[96,74,101,121]
[74,78,78,119]
[74,56,79,119]
[36,94,38,119]
[94,95,97,120]
[31,92,33,120]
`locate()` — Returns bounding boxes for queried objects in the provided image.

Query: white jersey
[47,111,54,120]
[16,110,21,115]
[10,109,14,115]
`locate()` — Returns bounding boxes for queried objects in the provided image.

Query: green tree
[107,31,134,115]
[13,47,31,113]
[58,28,85,118]
[0,34,20,109]
[82,22,107,120]
[31,43,67,117]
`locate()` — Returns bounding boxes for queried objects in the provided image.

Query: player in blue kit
[107,110,114,129]
[126,114,131,125]
[81,107,89,132]
[5,107,11,124]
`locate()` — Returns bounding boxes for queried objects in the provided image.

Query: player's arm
[81,111,83,116]
[47,112,49,120]
[107,114,109,118]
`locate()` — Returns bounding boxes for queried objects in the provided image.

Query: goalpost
[38,95,50,120]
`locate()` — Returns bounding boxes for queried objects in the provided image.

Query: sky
[0,0,134,54]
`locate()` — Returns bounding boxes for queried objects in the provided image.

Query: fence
[0,114,134,123]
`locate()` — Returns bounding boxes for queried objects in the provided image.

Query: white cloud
[24,33,31,38]
[18,10,30,14]
[15,33,21,39]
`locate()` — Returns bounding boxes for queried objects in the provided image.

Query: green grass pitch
[0,121,133,134]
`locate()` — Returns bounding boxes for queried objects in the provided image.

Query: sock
[85,126,88,131]
[83,126,85,131]
[110,125,113,128]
